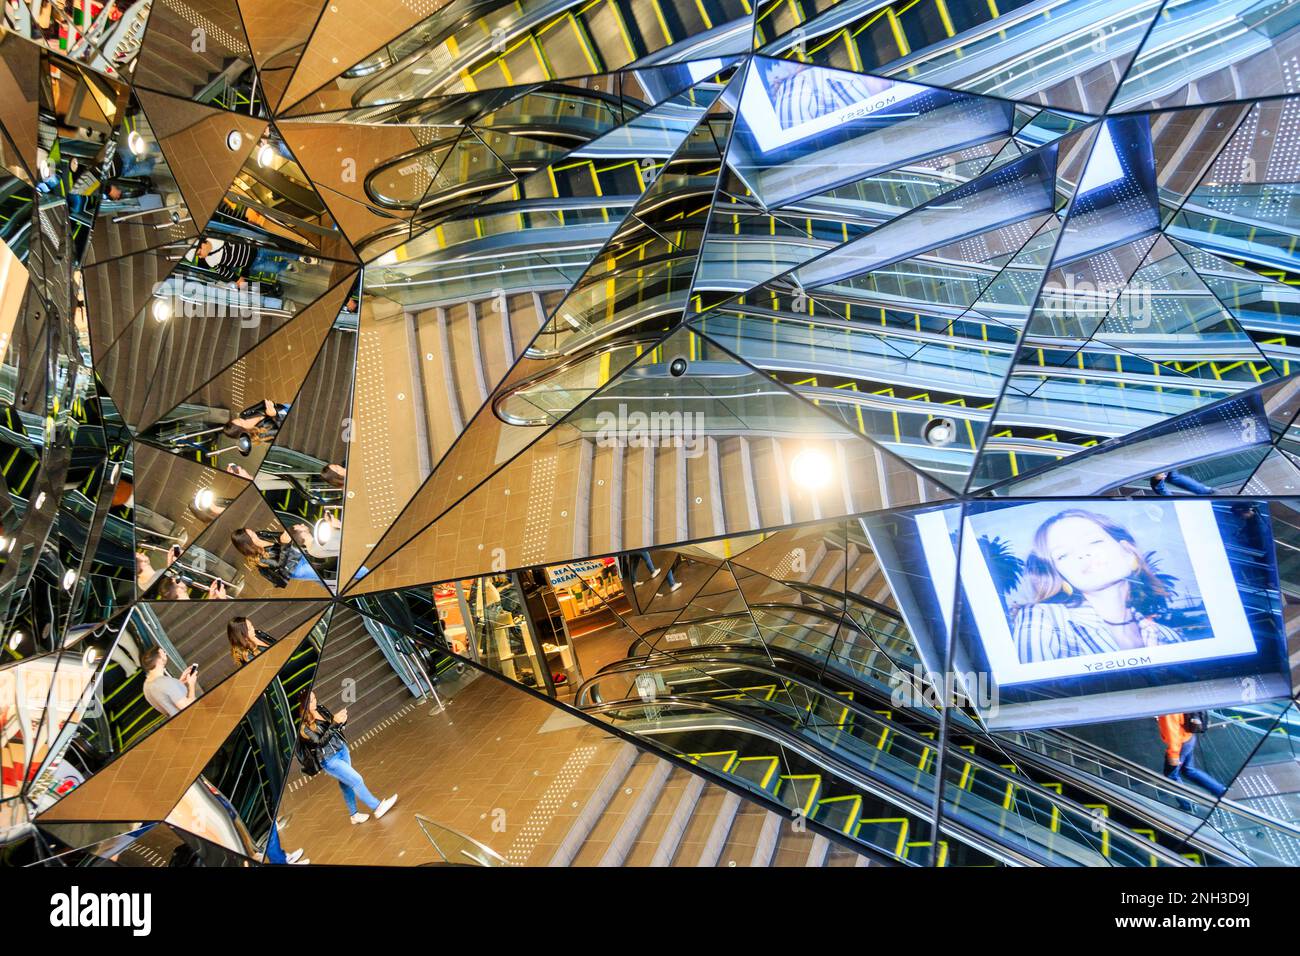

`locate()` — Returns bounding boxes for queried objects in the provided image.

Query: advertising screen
[739,58,928,154]
[877,499,1290,730]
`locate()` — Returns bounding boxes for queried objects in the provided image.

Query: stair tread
[570,753,661,866]
[671,786,732,866]
[716,802,778,867]
[622,768,699,866]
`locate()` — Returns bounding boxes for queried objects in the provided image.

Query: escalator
[574,596,1300,865]
[577,653,1233,867]
[360,85,658,215]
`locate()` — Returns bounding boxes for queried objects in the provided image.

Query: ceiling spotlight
[33,492,46,510]
[669,357,688,377]
[0,536,6,550]
[226,129,243,151]
[923,417,957,447]
[151,298,172,323]
[257,143,275,168]
[109,462,121,485]
[82,646,103,666]
[126,129,146,157]
[8,631,25,649]
[314,518,333,546]
[194,488,215,512]
[62,569,76,590]
[237,434,253,456]
[789,448,832,492]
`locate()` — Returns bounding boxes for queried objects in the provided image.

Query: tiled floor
[273,665,872,867]
[275,670,628,866]
[572,622,639,678]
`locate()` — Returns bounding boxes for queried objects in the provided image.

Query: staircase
[410,289,564,462]
[310,609,415,739]
[567,432,937,559]
[547,743,877,866]
[133,0,251,102]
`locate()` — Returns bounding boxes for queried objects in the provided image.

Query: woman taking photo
[231,527,316,588]
[298,689,397,824]
[227,616,271,669]
[1013,509,1185,664]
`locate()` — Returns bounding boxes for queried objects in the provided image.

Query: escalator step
[775,774,823,816]
[813,794,862,835]
[732,755,781,793]
[855,817,910,862]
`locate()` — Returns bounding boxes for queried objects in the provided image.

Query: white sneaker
[290,857,310,865]
[375,794,398,819]
[670,581,683,591]
[284,848,304,864]
[350,812,370,824]
[651,567,662,578]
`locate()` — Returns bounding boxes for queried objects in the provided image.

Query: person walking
[298,690,397,824]
[1157,712,1227,799]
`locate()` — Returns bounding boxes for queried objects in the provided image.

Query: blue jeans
[290,552,317,580]
[265,823,286,864]
[35,171,62,194]
[1151,469,1213,496]
[322,745,379,816]
[116,152,156,179]
[631,550,677,587]
[251,249,292,277]
[1166,739,1227,798]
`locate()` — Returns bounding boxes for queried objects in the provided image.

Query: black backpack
[1183,711,1209,734]
[295,735,322,776]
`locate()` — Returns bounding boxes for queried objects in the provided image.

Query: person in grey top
[140,646,198,717]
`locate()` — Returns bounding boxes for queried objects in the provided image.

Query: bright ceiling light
[127,129,146,156]
[8,631,24,649]
[314,518,333,546]
[151,298,172,323]
[789,448,833,491]
[33,492,46,510]
[62,569,76,590]
[257,143,275,168]
[194,488,215,512]
[226,129,243,151]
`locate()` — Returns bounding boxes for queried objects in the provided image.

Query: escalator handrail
[623,601,917,672]
[617,591,1289,856]
[785,579,906,623]
[578,655,1198,868]
[1043,726,1300,844]
[601,640,1260,864]
[627,599,897,645]
[587,694,1109,868]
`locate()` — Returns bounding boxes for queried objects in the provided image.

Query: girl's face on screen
[1045,516,1132,595]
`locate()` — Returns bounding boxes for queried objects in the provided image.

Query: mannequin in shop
[472,576,532,683]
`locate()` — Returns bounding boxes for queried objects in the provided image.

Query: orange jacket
[1157,714,1193,765]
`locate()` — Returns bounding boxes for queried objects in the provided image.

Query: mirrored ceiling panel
[5,0,1300,873]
